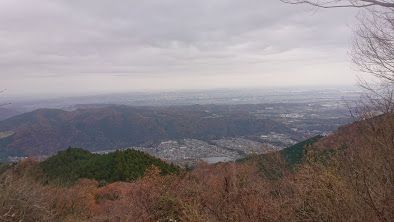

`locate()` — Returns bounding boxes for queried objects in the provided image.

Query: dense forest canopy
[40,148,180,185]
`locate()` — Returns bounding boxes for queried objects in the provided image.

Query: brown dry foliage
[0,159,99,222]
[0,114,393,222]
[298,113,394,222]
[88,163,296,222]
[0,159,56,222]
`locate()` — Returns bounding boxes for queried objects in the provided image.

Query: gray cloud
[0,0,358,96]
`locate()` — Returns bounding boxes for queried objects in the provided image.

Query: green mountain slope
[40,148,179,185]
[281,135,323,166]
[238,135,323,179]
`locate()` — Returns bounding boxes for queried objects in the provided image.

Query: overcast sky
[0,0,359,96]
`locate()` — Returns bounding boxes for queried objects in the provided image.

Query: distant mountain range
[0,105,295,159]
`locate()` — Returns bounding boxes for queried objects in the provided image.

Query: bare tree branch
[352,9,394,85]
[281,0,394,9]
[283,0,394,115]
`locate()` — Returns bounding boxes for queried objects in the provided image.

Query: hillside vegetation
[0,114,393,221]
[280,135,323,165]
[40,148,179,185]
[238,135,323,179]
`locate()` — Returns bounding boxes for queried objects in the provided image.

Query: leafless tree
[351,7,394,114]
[281,1,394,85]
[281,2,394,219]
[353,8,394,82]
[281,0,394,8]
[282,0,394,114]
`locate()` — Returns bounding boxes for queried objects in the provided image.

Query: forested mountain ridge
[0,105,294,158]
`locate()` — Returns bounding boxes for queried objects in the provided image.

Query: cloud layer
[0,0,358,96]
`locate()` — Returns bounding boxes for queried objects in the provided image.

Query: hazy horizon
[1,84,361,100]
[1,0,360,96]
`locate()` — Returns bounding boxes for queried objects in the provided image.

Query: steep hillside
[247,113,394,179]
[0,105,293,157]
